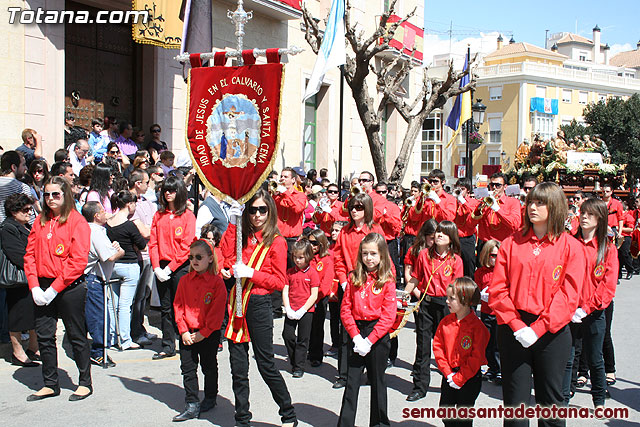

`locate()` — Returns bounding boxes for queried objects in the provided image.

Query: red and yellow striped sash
[224,242,271,343]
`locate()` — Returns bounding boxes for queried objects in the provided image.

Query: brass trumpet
[405,196,415,207]
[453,188,462,197]
[268,180,279,194]
[350,185,362,197]
[421,182,431,195]
[483,194,497,207]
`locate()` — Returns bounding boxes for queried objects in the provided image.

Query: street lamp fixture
[472,99,486,129]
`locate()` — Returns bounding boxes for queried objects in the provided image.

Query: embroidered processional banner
[186,50,284,203]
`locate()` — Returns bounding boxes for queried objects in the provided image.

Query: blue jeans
[85,274,111,358]
[109,262,140,349]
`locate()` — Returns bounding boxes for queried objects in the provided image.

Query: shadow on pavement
[13,366,76,391]
[111,374,185,412]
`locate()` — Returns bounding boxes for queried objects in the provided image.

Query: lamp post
[465,98,486,180]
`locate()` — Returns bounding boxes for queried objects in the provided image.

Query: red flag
[186,61,284,203]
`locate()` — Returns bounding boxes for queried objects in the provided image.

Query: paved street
[1,279,638,427]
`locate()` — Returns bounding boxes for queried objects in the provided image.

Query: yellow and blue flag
[445,56,471,148]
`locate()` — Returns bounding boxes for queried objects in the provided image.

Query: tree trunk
[389,115,423,184]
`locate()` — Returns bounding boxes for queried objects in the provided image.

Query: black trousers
[283,311,313,371]
[336,287,348,381]
[603,301,615,374]
[328,300,341,349]
[389,336,398,363]
[228,294,296,426]
[308,296,328,362]
[498,312,571,427]
[481,312,500,375]
[387,238,402,289]
[131,258,152,340]
[180,331,220,403]
[34,277,91,390]
[412,297,449,395]
[459,235,477,278]
[439,370,482,427]
[157,260,189,354]
[618,236,634,276]
[338,320,390,427]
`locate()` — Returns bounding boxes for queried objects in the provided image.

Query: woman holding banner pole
[220,188,297,427]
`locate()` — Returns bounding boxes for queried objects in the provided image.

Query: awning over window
[530,97,558,115]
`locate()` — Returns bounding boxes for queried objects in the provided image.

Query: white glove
[276,185,286,194]
[228,201,244,225]
[162,266,172,278]
[233,263,254,279]
[514,327,538,348]
[294,308,306,320]
[571,307,588,323]
[490,200,500,212]
[154,267,170,282]
[457,194,466,204]
[358,337,373,356]
[42,287,58,305]
[447,372,461,389]
[285,305,296,320]
[428,190,441,204]
[480,289,489,303]
[31,287,47,306]
[352,334,366,356]
[341,281,347,291]
[319,199,332,213]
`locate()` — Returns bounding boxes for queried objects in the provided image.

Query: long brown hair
[429,220,461,257]
[307,228,330,258]
[577,198,609,265]
[350,233,394,289]
[478,239,500,268]
[522,182,567,240]
[346,192,374,229]
[410,219,438,258]
[241,188,280,248]
[40,176,76,226]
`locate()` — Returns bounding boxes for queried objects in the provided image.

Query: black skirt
[6,286,35,332]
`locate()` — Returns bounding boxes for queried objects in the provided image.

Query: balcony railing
[477,62,640,90]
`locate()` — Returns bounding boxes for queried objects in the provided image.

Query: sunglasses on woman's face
[351,205,365,212]
[188,254,205,261]
[44,191,62,199]
[327,190,339,194]
[20,206,33,213]
[109,150,119,155]
[247,205,268,215]
[152,129,161,133]
[309,240,320,246]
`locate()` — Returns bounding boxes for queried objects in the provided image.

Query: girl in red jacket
[474,239,501,383]
[564,198,617,410]
[148,176,196,360]
[282,238,319,378]
[172,240,227,421]
[306,228,335,367]
[404,220,463,402]
[434,277,489,426]
[338,232,396,427]
[489,182,585,427]
[403,218,438,285]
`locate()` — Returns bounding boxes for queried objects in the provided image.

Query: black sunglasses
[188,254,205,261]
[309,240,320,246]
[428,179,440,184]
[351,205,365,212]
[488,183,504,189]
[327,189,339,194]
[151,129,161,133]
[109,150,120,154]
[376,190,388,194]
[358,178,372,183]
[19,206,33,213]
[248,206,268,215]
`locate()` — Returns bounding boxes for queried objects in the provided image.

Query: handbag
[0,224,28,289]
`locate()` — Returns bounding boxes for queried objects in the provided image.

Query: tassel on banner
[189,53,203,68]
[266,48,281,64]
[214,51,227,67]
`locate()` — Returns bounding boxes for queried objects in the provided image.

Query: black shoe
[626,272,633,280]
[292,370,304,378]
[12,354,39,367]
[90,355,116,367]
[25,350,41,361]
[406,391,426,402]
[152,351,176,360]
[493,373,503,385]
[218,343,223,352]
[324,347,338,357]
[200,397,216,413]
[173,402,201,422]
[605,389,611,399]
[144,332,158,340]
[69,386,93,401]
[27,387,60,401]
[332,378,346,389]
[310,360,322,367]
[135,336,153,346]
[386,359,394,369]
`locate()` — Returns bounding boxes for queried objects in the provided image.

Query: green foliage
[582,94,640,183]
[559,119,588,141]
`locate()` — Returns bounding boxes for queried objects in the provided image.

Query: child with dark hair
[282,239,319,378]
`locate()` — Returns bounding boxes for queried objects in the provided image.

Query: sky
[422,0,638,66]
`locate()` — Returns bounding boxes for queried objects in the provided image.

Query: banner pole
[338,65,344,185]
